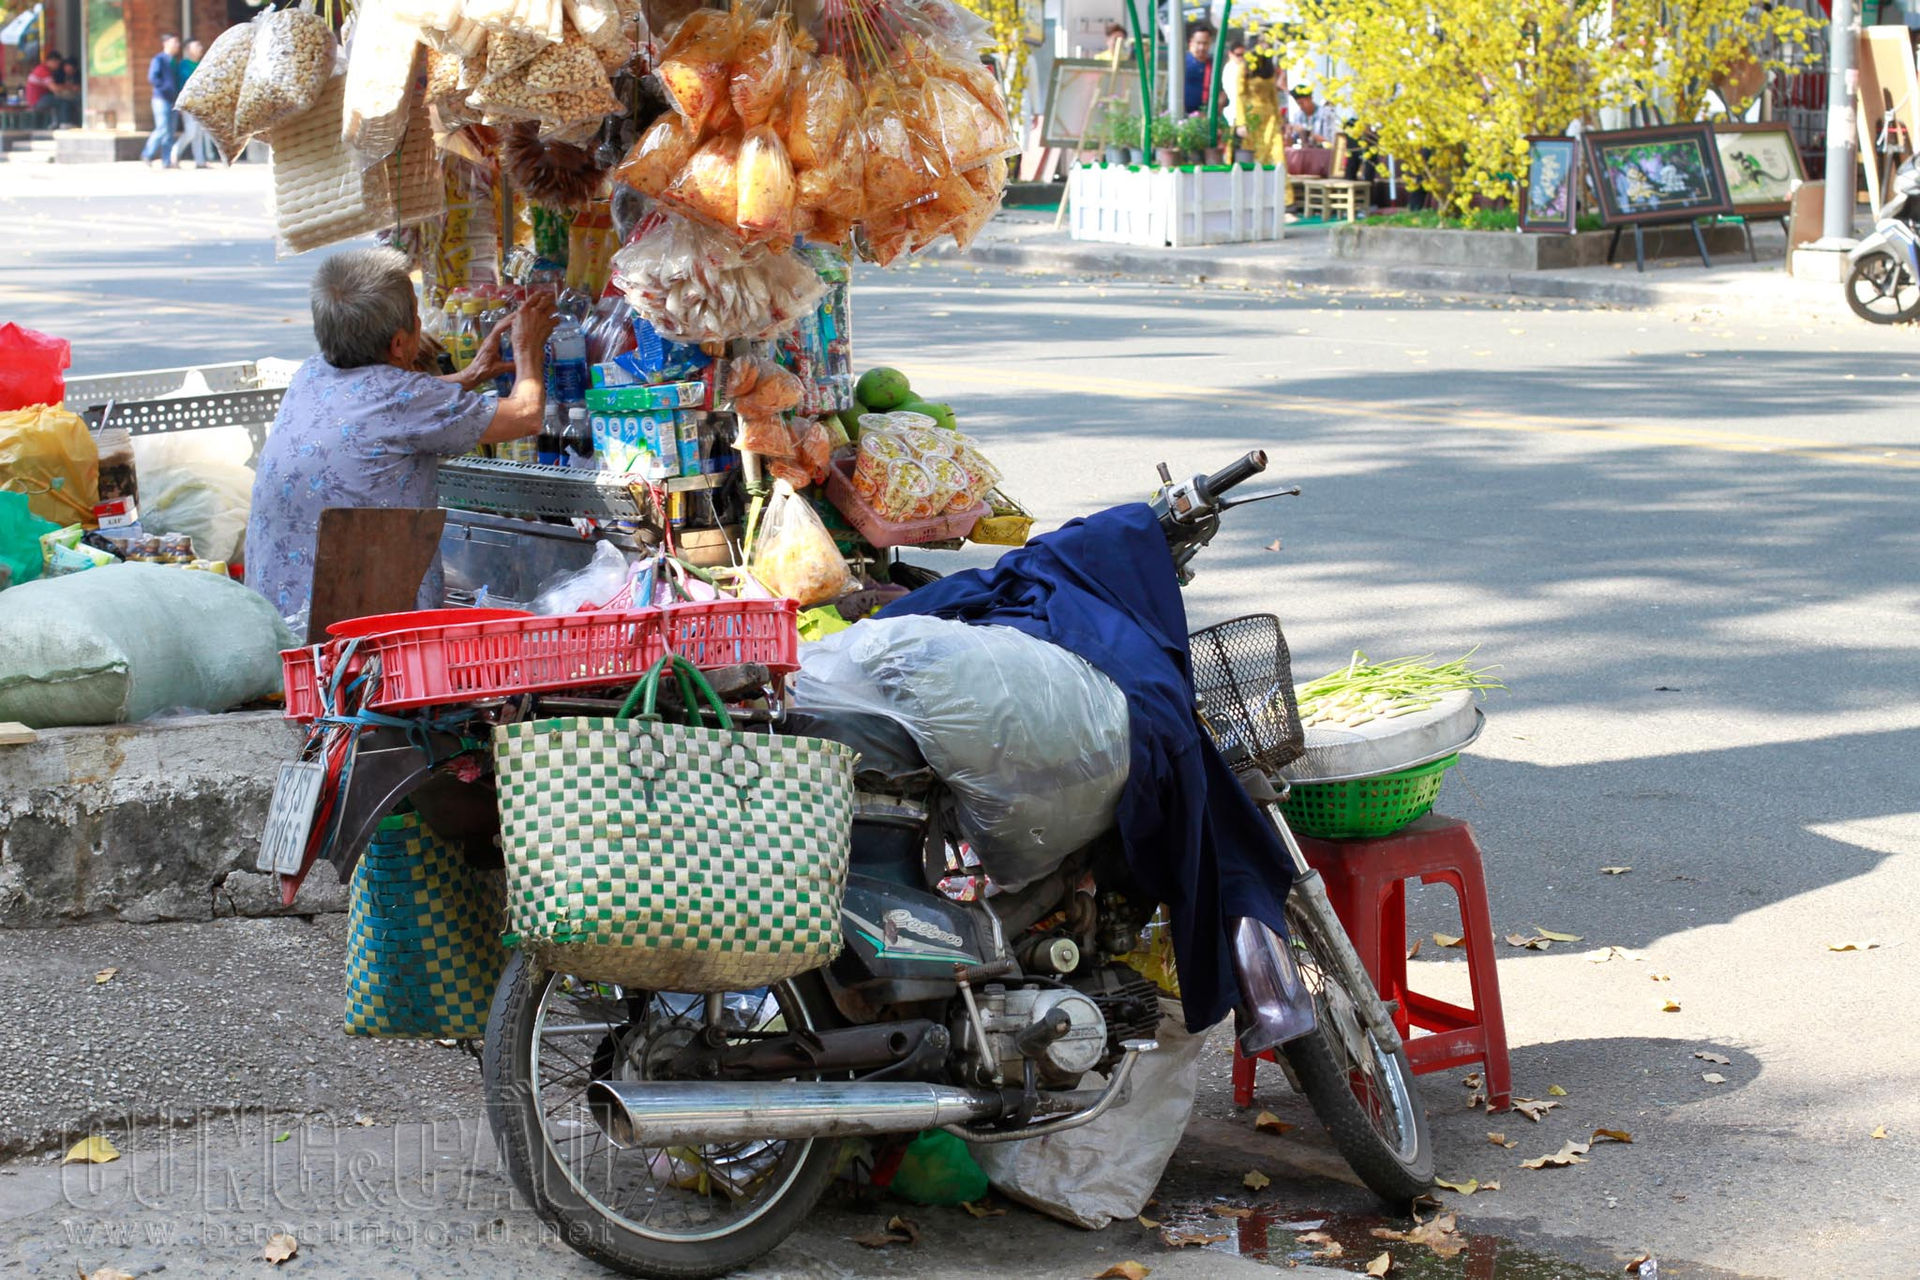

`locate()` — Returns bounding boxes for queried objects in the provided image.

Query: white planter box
[1068,163,1286,247]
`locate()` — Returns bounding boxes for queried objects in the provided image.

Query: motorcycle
[1846,155,1920,324]
[271,451,1433,1279]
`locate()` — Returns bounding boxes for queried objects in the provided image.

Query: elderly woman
[246,247,555,628]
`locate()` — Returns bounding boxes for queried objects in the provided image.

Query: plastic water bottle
[564,405,596,469]
[488,301,517,398]
[545,313,590,409]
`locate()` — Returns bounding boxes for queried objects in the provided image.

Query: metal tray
[1280,690,1486,784]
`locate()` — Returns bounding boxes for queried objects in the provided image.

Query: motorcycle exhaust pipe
[586,1080,1005,1149]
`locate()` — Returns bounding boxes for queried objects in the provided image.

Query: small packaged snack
[875,456,935,522]
[613,115,697,198]
[852,429,908,500]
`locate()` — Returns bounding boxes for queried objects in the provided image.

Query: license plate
[258,760,327,874]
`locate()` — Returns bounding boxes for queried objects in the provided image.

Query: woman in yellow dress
[1237,51,1285,166]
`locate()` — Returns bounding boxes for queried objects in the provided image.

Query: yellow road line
[914,361,1920,471]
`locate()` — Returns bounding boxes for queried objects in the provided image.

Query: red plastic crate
[280,599,799,721]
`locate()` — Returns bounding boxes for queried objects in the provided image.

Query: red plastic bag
[0,325,72,411]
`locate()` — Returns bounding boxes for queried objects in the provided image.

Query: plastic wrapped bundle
[793,617,1131,887]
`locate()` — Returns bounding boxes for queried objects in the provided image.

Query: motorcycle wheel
[1845,250,1920,324]
[483,953,843,1280]
[1279,893,1436,1204]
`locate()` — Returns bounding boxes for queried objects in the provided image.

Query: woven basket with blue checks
[344,809,507,1039]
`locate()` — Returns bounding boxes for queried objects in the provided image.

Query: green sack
[890,1130,990,1206]
[0,490,57,589]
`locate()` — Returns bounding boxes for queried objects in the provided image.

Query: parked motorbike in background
[1846,156,1920,323]
[271,452,1433,1279]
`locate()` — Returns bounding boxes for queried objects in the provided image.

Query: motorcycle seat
[782,707,931,787]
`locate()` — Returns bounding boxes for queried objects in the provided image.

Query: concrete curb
[926,236,1838,314]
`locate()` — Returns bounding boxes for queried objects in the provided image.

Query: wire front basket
[1189,614,1306,776]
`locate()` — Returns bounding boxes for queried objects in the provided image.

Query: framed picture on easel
[1519,136,1581,233]
[1712,123,1804,220]
[1040,56,1152,148]
[1582,124,1735,226]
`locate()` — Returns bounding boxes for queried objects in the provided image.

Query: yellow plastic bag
[0,406,99,527]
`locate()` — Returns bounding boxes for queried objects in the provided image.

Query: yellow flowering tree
[953,0,1034,110]
[1603,0,1817,121]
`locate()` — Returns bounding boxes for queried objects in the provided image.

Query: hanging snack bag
[613,115,697,197]
[752,480,852,606]
[342,3,422,164]
[860,88,942,216]
[232,3,337,139]
[785,54,858,170]
[736,125,797,242]
[736,414,796,457]
[662,134,743,230]
[656,6,738,132]
[175,20,255,162]
[728,16,791,130]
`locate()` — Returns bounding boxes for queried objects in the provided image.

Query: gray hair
[310,248,417,369]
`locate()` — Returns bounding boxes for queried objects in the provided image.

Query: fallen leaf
[1209,1206,1256,1219]
[1243,1169,1271,1191]
[963,1201,1006,1219]
[80,1269,136,1280]
[1505,933,1551,950]
[1481,1180,1501,1191]
[1591,1128,1634,1144]
[1547,1085,1568,1097]
[1649,973,1672,982]
[1461,1072,1483,1089]
[1254,1111,1295,1137]
[1487,1131,1517,1148]
[1298,1230,1344,1258]
[1406,938,1422,961]
[274,1131,291,1143]
[1093,1264,1150,1280]
[260,1233,299,1265]
[1511,1098,1560,1123]
[1827,941,1880,952]
[1702,1072,1727,1084]
[1433,932,1463,948]
[1521,1140,1591,1169]
[1160,1229,1229,1247]
[1265,539,1283,552]
[1136,1214,1160,1229]
[1872,1126,1888,1140]
[1373,1212,1466,1259]
[1534,927,1584,943]
[62,1136,120,1165]
[352,1114,377,1127]
[1660,999,1682,1013]
[1600,866,1632,875]
[1366,1251,1394,1276]
[1588,946,1644,964]
[93,968,118,985]
[851,1216,921,1248]
[1625,1255,1654,1273]
[1694,1051,1731,1065]
[1434,1176,1479,1195]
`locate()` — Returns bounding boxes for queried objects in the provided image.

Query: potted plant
[1099,107,1139,165]
[1174,113,1212,164]
[1150,115,1181,168]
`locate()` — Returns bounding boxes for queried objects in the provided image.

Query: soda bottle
[536,402,568,467]
[449,300,482,370]
[564,405,596,469]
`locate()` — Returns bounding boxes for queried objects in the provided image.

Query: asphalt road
[3,163,1918,1280]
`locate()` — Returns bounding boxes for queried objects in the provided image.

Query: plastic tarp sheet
[792,616,1129,888]
[1283,688,1484,782]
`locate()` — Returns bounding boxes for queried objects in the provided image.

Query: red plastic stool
[1232,812,1511,1112]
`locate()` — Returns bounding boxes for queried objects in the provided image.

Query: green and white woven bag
[492,655,858,991]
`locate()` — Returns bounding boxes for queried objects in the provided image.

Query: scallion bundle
[1296,650,1503,729]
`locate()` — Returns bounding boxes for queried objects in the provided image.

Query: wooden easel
[1054,44,1134,230]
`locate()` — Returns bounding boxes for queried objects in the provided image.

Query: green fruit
[837,406,865,438]
[855,367,913,411]
[896,399,956,430]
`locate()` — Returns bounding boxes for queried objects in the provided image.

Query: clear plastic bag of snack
[785,54,858,170]
[953,439,1002,507]
[661,134,742,230]
[734,357,804,415]
[766,457,815,489]
[919,75,995,173]
[736,125,797,242]
[342,3,422,165]
[656,5,739,130]
[855,206,913,267]
[736,413,796,458]
[793,417,835,485]
[175,19,254,162]
[860,87,942,214]
[613,114,696,197]
[613,212,828,342]
[522,29,606,95]
[752,480,853,606]
[949,154,1006,249]
[563,0,619,37]
[729,16,792,130]
[233,3,337,138]
[797,144,864,221]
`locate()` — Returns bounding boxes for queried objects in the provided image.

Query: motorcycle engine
[974,986,1109,1088]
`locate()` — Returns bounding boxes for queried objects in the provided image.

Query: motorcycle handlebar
[1200,450,1268,502]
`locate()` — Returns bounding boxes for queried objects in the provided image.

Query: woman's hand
[512,299,559,379]
[459,309,518,388]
